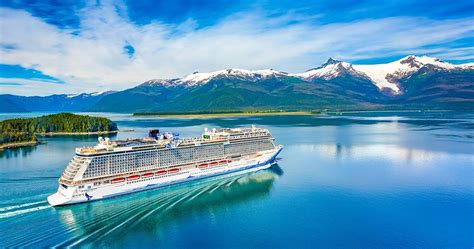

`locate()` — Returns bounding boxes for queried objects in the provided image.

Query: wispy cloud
[0,1,473,95]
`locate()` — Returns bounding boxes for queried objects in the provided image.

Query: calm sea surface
[0,112,473,248]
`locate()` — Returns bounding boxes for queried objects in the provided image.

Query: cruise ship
[48,126,283,206]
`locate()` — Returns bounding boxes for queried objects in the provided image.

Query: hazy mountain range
[1,55,473,113]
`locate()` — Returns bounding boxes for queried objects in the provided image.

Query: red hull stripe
[111,178,125,183]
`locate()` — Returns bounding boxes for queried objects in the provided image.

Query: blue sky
[0,0,473,95]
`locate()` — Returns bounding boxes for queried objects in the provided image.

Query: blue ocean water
[0,112,473,248]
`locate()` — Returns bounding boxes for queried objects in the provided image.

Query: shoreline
[0,141,39,151]
[0,130,134,151]
[133,111,314,118]
[131,109,466,118]
[35,129,133,136]
[324,109,457,114]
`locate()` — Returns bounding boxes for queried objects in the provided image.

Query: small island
[0,113,118,150]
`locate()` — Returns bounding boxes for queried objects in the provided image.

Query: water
[0,112,473,248]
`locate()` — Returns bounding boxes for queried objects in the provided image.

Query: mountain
[353,55,473,95]
[92,55,472,112]
[291,58,386,102]
[92,66,384,113]
[0,91,115,113]
[2,55,473,113]
[390,65,474,108]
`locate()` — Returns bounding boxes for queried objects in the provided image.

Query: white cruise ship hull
[48,146,282,206]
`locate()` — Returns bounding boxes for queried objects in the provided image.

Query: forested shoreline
[0,113,118,146]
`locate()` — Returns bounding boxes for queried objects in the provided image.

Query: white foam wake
[0,200,47,212]
[0,205,50,219]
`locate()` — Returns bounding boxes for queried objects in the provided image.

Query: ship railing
[65,168,79,175]
[176,133,269,146]
[228,133,271,140]
[65,164,81,172]
[72,158,85,164]
[211,128,269,134]
[64,168,78,176]
[208,130,270,138]
[66,163,81,171]
[61,173,74,181]
[76,147,107,154]
[59,178,78,185]
[69,161,82,167]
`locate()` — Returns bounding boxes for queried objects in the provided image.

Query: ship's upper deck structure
[76,126,271,156]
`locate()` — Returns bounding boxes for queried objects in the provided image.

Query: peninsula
[0,113,118,150]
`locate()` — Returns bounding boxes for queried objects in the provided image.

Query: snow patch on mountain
[142,79,180,87]
[291,58,363,81]
[353,55,472,94]
[144,69,287,88]
[66,91,112,98]
[180,69,286,85]
[66,93,83,98]
[460,62,474,69]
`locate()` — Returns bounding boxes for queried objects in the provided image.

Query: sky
[0,0,473,96]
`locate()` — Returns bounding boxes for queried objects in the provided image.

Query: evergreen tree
[0,113,118,144]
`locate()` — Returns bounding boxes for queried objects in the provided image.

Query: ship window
[61,184,68,189]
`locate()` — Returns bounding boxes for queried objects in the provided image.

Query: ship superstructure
[48,126,283,206]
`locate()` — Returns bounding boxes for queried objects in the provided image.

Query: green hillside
[0,113,118,145]
[92,75,385,113]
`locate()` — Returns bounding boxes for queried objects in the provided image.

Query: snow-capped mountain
[144,69,288,88]
[0,91,115,112]
[353,55,473,94]
[180,69,287,85]
[290,58,368,81]
[143,55,472,96]
[2,55,472,113]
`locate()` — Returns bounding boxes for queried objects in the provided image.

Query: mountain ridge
[141,55,473,95]
[1,55,473,113]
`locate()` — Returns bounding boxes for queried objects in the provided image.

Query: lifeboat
[111,177,125,184]
[168,168,180,174]
[210,161,219,166]
[127,175,140,181]
[156,170,167,175]
[219,160,228,164]
[142,173,154,178]
[198,163,208,168]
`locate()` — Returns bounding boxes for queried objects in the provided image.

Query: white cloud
[0,2,473,95]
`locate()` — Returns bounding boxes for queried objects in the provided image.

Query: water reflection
[300,143,472,164]
[54,166,282,247]
[0,145,37,159]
